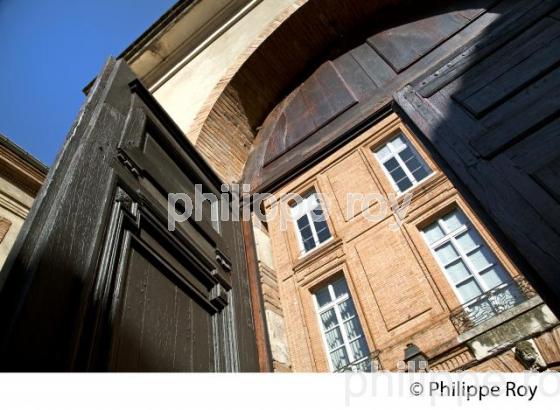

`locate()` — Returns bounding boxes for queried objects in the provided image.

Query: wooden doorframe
[241,218,273,372]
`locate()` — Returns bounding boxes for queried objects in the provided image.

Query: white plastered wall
[152,0,305,144]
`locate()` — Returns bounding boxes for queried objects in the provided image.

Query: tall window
[290,191,331,254]
[422,209,522,314]
[374,133,431,193]
[313,277,370,371]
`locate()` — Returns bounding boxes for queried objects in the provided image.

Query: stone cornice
[0,134,48,197]
[84,0,263,93]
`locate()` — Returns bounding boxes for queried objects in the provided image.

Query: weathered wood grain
[0,59,264,371]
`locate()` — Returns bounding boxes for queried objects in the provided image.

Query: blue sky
[0,0,177,166]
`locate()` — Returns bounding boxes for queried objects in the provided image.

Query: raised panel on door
[0,59,261,371]
[395,2,560,317]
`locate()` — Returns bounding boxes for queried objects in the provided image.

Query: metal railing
[336,350,381,372]
[449,275,537,334]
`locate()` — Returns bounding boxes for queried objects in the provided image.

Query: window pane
[390,135,407,152]
[455,230,479,253]
[423,209,518,317]
[315,223,331,243]
[296,214,311,230]
[394,174,413,192]
[435,243,459,265]
[307,192,320,208]
[479,266,509,289]
[344,317,363,340]
[398,144,430,185]
[411,163,429,182]
[399,146,416,162]
[446,260,471,283]
[375,145,391,162]
[314,277,369,372]
[339,299,357,321]
[388,165,407,183]
[423,222,445,244]
[468,248,494,272]
[383,157,400,172]
[376,135,431,192]
[325,327,344,350]
[296,215,316,252]
[349,337,369,360]
[383,154,414,192]
[315,287,332,308]
[311,208,332,243]
[330,347,349,370]
[320,308,337,330]
[332,278,349,299]
[442,210,465,233]
[457,278,482,302]
[384,158,412,190]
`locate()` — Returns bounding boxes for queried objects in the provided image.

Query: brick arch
[193,0,495,184]
[186,0,307,144]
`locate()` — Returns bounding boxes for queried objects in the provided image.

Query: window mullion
[450,234,488,292]
[306,208,320,245]
[294,215,308,254]
[382,154,401,192]
[333,301,355,364]
[428,233,469,304]
[430,233,452,249]
[314,296,336,371]
[446,224,468,239]
[327,283,337,302]
[395,151,417,184]
[437,219,449,235]
[315,279,369,371]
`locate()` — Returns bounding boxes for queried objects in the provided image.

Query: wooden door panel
[472,67,560,158]
[108,224,217,372]
[493,118,560,230]
[111,247,213,372]
[453,16,560,118]
[395,2,560,316]
[0,59,261,371]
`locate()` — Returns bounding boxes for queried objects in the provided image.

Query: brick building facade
[259,114,559,372]
[2,0,560,371]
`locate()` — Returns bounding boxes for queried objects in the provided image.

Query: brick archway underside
[195,0,489,187]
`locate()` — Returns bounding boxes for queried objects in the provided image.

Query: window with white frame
[422,208,522,310]
[290,191,332,254]
[313,277,370,372]
[374,133,432,193]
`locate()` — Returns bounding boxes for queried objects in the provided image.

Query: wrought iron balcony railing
[449,275,537,334]
[335,350,381,372]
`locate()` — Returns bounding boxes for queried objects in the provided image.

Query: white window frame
[374,133,433,194]
[290,192,332,256]
[313,278,369,372]
[422,209,512,308]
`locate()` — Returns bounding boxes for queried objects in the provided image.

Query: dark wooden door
[0,59,261,371]
[395,1,560,315]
